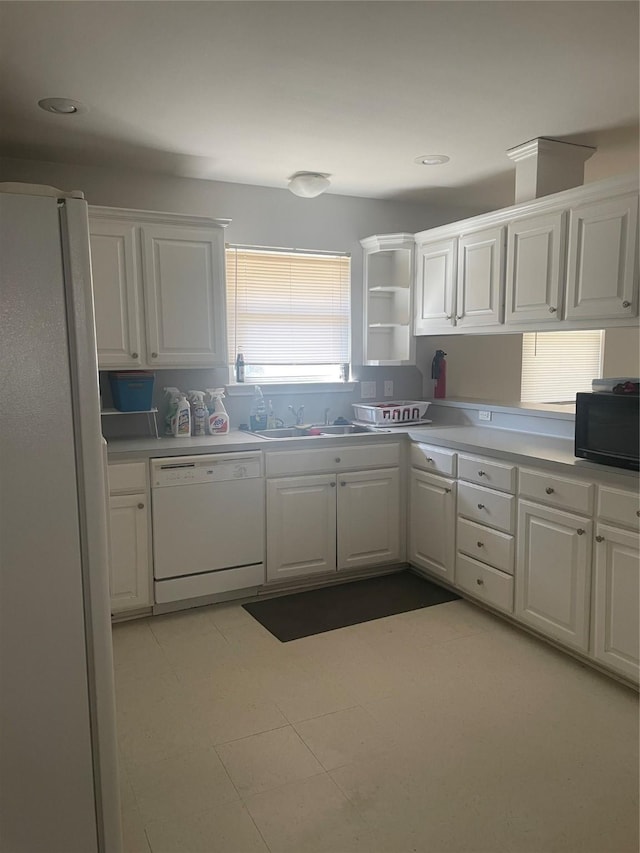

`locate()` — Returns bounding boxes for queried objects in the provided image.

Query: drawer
[597,484,640,531]
[457,481,515,534]
[458,453,516,493]
[266,442,401,477]
[410,443,457,477]
[518,467,594,516]
[457,517,514,575]
[455,553,514,613]
[108,461,148,495]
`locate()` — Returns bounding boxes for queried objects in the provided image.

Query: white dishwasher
[151,452,265,605]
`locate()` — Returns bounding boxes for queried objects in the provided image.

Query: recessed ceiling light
[38,98,86,115]
[414,154,450,166]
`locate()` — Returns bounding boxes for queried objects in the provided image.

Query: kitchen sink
[251,424,372,439]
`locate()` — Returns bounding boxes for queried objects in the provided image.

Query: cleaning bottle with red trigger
[431,349,447,399]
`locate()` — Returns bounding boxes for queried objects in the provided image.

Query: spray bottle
[188,391,208,436]
[172,393,192,437]
[163,387,182,436]
[431,349,447,399]
[205,388,230,434]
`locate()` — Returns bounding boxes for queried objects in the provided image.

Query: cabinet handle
[151,352,158,358]
[476,541,484,548]
[577,528,585,535]
[476,578,484,586]
[335,457,341,463]
[445,314,453,321]
[444,488,452,494]
[636,510,640,518]
[545,487,554,494]
[330,482,336,487]
[426,457,434,463]
[340,481,347,487]
[477,503,485,510]
[137,502,145,509]
[548,306,557,313]
[456,315,463,320]
[131,352,139,359]
[478,470,486,477]
[623,301,631,308]
[595,535,605,543]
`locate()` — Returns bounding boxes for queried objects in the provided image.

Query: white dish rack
[352,400,431,425]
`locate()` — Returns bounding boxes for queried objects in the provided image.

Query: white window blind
[226,246,351,373]
[521,330,604,403]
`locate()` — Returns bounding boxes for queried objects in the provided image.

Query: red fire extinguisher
[431,349,447,399]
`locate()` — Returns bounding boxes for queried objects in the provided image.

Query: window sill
[225,382,358,397]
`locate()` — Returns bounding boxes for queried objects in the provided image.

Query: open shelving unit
[360,233,415,365]
[101,408,160,438]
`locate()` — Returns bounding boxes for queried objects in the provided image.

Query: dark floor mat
[243,571,460,641]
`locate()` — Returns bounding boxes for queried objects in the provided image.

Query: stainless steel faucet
[288,404,305,425]
[324,407,331,425]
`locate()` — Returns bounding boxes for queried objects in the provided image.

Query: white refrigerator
[0,185,122,852]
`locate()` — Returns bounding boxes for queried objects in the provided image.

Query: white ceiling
[0,1,638,209]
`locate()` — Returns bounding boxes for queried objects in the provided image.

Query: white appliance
[151,452,265,605]
[0,186,122,852]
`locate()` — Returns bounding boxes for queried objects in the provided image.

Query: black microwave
[575,392,639,471]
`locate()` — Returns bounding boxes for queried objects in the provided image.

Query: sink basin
[251,424,372,439]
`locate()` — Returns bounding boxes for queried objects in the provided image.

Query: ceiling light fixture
[414,154,450,166]
[38,97,87,115]
[288,172,331,198]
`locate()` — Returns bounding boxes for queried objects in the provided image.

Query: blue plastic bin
[109,371,155,412]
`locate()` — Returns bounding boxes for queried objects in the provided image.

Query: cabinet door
[456,225,505,328]
[506,211,565,323]
[337,468,401,571]
[141,224,227,366]
[592,523,639,682]
[515,500,592,651]
[565,193,638,320]
[89,219,143,368]
[266,475,336,582]
[108,494,150,613]
[408,469,455,582]
[414,238,456,334]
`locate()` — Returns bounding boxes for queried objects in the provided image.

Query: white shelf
[369,286,409,293]
[101,408,158,415]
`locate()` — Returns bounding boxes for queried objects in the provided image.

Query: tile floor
[113,595,639,853]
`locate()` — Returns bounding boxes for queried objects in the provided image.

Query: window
[226,246,351,383]
[521,330,604,403]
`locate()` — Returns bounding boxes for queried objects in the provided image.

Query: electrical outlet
[383,380,394,397]
[360,381,377,399]
[479,410,492,422]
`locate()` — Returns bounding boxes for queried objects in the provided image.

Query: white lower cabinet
[266,466,401,583]
[592,523,640,682]
[107,461,151,614]
[408,468,456,582]
[515,500,592,651]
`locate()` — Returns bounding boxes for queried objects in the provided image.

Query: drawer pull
[623,300,631,308]
[137,502,145,510]
[476,541,484,548]
[335,457,341,463]
[330,482,336,487]
[636,510,640,518]
[545,487,554,494]
[476,578,484,586]
[595,535,605,543]
[477,503,485,510]
[444,488,452,494]
[151,352,158,358]
[426,457,434,463]
[478,470,486,477]
[548,306,557,313]
[340,481,346,487]
[131,351,139,359]
[577,528,585,535]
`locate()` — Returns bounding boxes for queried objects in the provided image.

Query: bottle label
[210,414,228,432]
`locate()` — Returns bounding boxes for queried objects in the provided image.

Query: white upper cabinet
[89,207,230,369]
[413,174,638,335]
[89,219,143,367]
[456,225,505,328]
[414,237,457,334]
[506,210,566,323]
[141,224,227,367]
[565,193,638,321]
[361,233,414,364]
